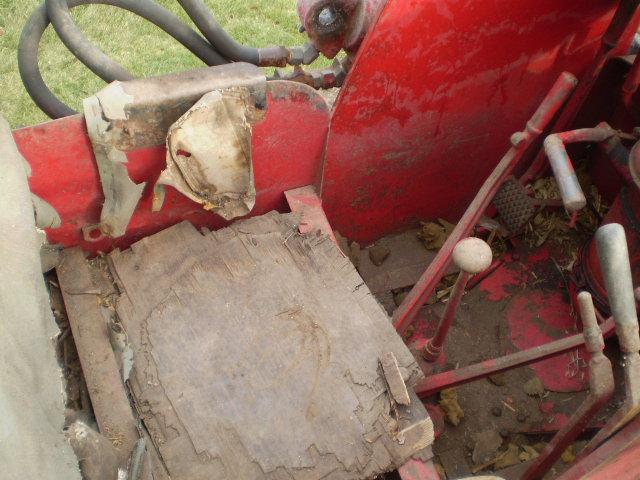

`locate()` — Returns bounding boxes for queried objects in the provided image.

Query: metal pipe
[423,238,492,361]
[423,271,471,361]
[597,223,640,349]
[520,0,640,183]
[392,72,578,335]
[560,413,640,479]
[522,292,614,480]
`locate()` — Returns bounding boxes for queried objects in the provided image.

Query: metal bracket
[83,95,146,239]
[82,63,267,238]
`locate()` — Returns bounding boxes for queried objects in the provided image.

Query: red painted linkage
[416,318,615,398]
[521,0,640,183]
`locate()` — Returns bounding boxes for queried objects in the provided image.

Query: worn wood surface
[57,248,140,460]
[380,352,411,406]
[79,211,433,479]
[58,248,171,480]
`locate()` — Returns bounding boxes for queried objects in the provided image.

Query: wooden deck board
[63,211,432,479]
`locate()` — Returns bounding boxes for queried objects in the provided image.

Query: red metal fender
[322,0,631,244]
[13,81,330,254]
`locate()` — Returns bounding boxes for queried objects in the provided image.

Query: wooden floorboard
[62,211,432,479]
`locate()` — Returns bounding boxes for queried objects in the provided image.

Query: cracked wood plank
[381,352,411,406]
[57,248,139,460]
[106,211,432,479]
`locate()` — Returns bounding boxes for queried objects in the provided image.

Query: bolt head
[318,6,338,26]
[452,237,493,274]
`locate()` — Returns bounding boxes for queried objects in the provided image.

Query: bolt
[318,6,337,26]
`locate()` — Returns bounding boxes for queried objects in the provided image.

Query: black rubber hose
[19,3,75,118]
[177,0,260,64]
[46,0,133,83]
[46,0,228,83]
[19,0,229,118]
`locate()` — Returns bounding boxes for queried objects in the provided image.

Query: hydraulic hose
[20,0,229,118]
[19,3,77,119]
[45,0,228,85]
[177,0,260,64]
[46,0,133,83]
[19,0,303,118]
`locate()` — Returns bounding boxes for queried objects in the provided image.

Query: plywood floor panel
[68,211,431,479]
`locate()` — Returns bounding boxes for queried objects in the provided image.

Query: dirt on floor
[346,189,626,479]
[52,173,624,480]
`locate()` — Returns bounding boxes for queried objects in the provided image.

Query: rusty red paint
[390,71,578,334]
[505,291,588,392]
[579,190,640,314]
[14,81,330,254]
[560,414,640,480]
[285,186,338,242]
[9,2,640,473]
[458,246,592,393]
[522,366,614,480]
[398,458,442,480]
[415,318,615,398]
[478,256,525,302]
[321,0,626,246]
[520,0,640,183]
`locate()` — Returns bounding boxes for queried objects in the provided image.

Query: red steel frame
[559,413,640,479]
[392,71,578,334]
[13,81,331,254]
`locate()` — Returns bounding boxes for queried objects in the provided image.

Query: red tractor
[5,1,640,479]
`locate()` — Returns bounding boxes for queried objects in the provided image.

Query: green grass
[0,0,326,128]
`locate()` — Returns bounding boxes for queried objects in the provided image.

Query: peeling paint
[159,87,266,220]
[96,81,134,121]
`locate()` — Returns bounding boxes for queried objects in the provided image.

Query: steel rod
[416,318,615,398]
